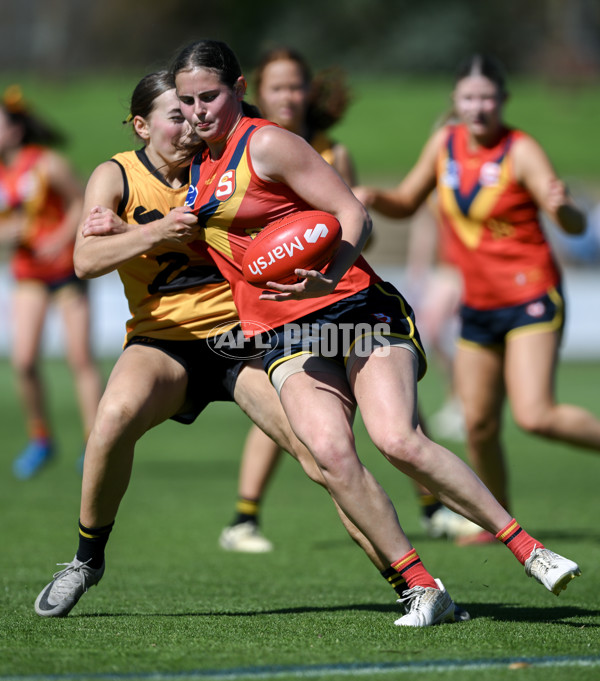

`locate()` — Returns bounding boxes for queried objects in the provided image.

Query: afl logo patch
[480,162,501,187]
[184,185,198,207]
[441,159,460,189]
[526,301,546,318]
[214,170,236,201]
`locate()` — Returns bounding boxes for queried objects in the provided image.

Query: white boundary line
[1,655,600,680]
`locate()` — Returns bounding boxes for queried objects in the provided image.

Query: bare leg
[352,346,512,534]
[56,285,103,439]
[80,345,187,527]
[237,425,282,501]
[506,329,600,449]
[454,342,508,506]
[11,281,52,439]
[233,361,390,569]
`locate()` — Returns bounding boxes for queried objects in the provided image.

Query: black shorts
[18,272,88,295]
[459,285,565,349]
[261,281,427,381]
[125,328,250,424]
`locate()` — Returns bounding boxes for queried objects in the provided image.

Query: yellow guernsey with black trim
[112,150,238,344]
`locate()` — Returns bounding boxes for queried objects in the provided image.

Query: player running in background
[354,54,599,543]
[0,86,102,479]
[175,40,581,626]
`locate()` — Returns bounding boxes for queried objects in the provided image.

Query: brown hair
[252,47,352,134]
[1,85,66,147]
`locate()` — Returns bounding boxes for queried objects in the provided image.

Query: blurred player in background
[354,54,600,543]
[0,86,102,479]
[402,201,464,442]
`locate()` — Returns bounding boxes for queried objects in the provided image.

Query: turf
[1,358,599,680]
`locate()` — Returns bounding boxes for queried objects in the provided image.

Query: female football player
[0,85,102,478]
[172,40,581,626]
[354,53,599,543]
[32,71,468,622]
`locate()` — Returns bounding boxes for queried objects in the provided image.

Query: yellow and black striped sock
[76,520,114,569]
[380,566,408,597]
[420,493,443,519]
[391,549,438,590]
[232,497,260,526]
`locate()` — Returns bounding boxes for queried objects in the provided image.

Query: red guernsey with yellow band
[186,116,380,335]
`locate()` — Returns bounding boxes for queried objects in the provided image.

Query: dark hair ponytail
[454,54,508,95]
[124,70,175,125]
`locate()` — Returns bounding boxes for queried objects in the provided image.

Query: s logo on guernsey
[214,170,236,201]
[184,185,198,207]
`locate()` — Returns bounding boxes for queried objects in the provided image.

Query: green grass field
[1,358,599,681]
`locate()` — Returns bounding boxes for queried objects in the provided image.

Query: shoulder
[86,159,126,192]
[36,147,71,175]
[509,129,547,165]
[420,126,449,164]
[250,123,313,162]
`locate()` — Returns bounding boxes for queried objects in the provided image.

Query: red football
[242,210,342,287]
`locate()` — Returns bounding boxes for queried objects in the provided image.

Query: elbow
[73,255,97,280]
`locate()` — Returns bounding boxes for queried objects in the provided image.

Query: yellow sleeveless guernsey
[112,150,238,344]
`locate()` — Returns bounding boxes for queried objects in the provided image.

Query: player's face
[453,75,505,140]
[176,67,243,148]
[145,89,189,163]
[0,108,22,153]
[257,59,309,133]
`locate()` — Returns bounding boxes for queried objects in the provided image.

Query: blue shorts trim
[262,281,428,382]
[459,285,565,349]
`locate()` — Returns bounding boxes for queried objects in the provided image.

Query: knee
[12,353,37,378]
[92,396,139,446]
[513,407,551,437]
[306,432,360,483]
[464,411,501,447]
[372,428,426,473]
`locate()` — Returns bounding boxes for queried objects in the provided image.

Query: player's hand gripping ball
[242,210,342,287]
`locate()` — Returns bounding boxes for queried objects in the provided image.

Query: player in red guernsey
[219,48,478,554]
[0,86,102,479]
[355,54,599,544]
[33,71,467,620]
[174,40,581,625]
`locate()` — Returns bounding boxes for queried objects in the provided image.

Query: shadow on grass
[76,601,600,625]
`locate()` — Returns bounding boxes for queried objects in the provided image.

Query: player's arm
[512,135,585,235]
[332,142,357,186]
[250,125,371,299]
[35,150,84,257]
[74,162,197,278]
[353,127,443,218]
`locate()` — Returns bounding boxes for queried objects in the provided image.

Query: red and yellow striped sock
[391,548,438,590]
[29,419,50,442]
[496,518,544,565]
